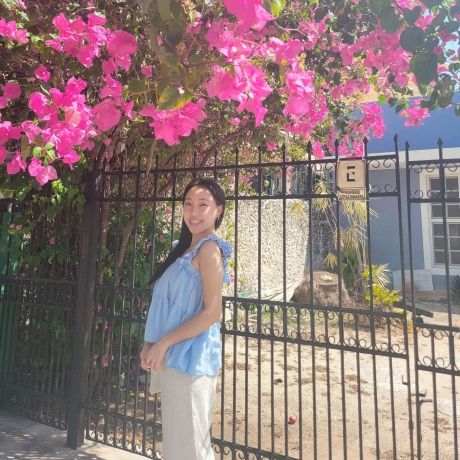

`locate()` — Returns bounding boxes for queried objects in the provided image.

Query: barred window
[430,176,460,265]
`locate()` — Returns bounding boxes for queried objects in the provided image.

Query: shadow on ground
[0,412,143,460]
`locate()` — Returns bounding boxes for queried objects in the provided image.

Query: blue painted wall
[367,96,460,154]
[367,101,460,290]
[368,168,423,269]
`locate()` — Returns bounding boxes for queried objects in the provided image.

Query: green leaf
[158,0,171,22]
[44,149,56,165]
[187,51,203,66]
[157,86,193,110]
[425,35,439,52]
[402,7,421,25]
[410,52,438,86]
[264,0,286,17]
[128,78,147,94]
[422,0,442,7]
[380,6,403,32]
[32,146,42,157]
[441,20,460,34]
[314,6,329,21]
[400,26,425,52]
[378,94,388,105]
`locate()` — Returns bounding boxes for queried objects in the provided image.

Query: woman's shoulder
[193,234,232,259]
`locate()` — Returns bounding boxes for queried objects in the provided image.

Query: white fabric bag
[149,370,161,394]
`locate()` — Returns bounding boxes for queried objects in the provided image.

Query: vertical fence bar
[405,141,423,459]
[394,134,415,460]
[67,172,101,449]
[437,138,459,460]
[364,137,381,460]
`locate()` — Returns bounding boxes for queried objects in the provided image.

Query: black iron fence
[0,199,79,429]
[0,139,458,459]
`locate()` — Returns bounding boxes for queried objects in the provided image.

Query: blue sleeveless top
[144,233,232,377]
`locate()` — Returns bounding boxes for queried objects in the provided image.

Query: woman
[140,177,232,460]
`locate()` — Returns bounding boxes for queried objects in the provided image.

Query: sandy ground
[211,300,459,460]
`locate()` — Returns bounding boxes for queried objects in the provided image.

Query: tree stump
[290,271,353,307]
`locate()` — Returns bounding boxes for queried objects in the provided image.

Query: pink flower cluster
[0,82,21,110]
[401,106,430,126]
[0,18,28,44]
[0,121,24,174]
[222,0,274,31]
[207,63,272,126]
[45,13,109,68]
[140,99,207,146]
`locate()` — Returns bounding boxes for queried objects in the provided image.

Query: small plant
[451,275,460,303]
[361,264,401,308]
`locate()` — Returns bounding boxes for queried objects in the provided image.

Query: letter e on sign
[337,159,365,190]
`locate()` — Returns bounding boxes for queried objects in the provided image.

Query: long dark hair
[149,177,226,285]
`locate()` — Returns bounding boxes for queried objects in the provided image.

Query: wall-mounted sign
[337,159,367,200]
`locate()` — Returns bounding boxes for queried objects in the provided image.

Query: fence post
[67,172,101,449]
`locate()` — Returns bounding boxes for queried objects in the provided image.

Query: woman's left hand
[144,339,168,371]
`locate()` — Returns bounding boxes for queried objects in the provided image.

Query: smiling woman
[140,177,232,460]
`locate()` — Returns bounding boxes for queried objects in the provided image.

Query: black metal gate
[1,139,458,459]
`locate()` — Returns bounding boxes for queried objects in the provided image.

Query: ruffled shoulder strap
[191,234,233,284]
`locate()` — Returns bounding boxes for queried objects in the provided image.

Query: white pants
[159,366,217,460]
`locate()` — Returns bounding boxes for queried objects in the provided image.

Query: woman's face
[183,186,223,237]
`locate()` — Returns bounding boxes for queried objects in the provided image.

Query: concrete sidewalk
[0,412,144,460]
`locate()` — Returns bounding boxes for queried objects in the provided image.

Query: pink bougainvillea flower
[401,107,431,126]
[141,65,153,77]
[360,103,385,138]
[121,100,136,120]
[29,92,56,120]
[265,38,304,63]
[223,0,274,30]
[87,13,106,27]
[21,120,42,142]
[59,149,80,164]
[65,77,87,95]
[2,82,21,100]
[230,117,241,126]
[415,14,435,31]
[100,75,122,100]
[93,99,121,131]
[6,152,26,175]
[0,96,7,109]
[35,64,51,82]
[28,157,58,185]
[236,96,267,126]
[312,141,324,159]
[76,44,98,68]
[102,58,118,75]
[0,121,22,144]
[107,30,137,58]
[140,100,207,146]
[0,19,28,44]
[28,157,43,177]
[64,108,82,127]
[206,66,245,100]
[266,140,277,151]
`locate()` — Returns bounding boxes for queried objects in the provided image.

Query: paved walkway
[0,412,143,460]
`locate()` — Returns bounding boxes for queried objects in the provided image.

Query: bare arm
[144,240,224,371]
